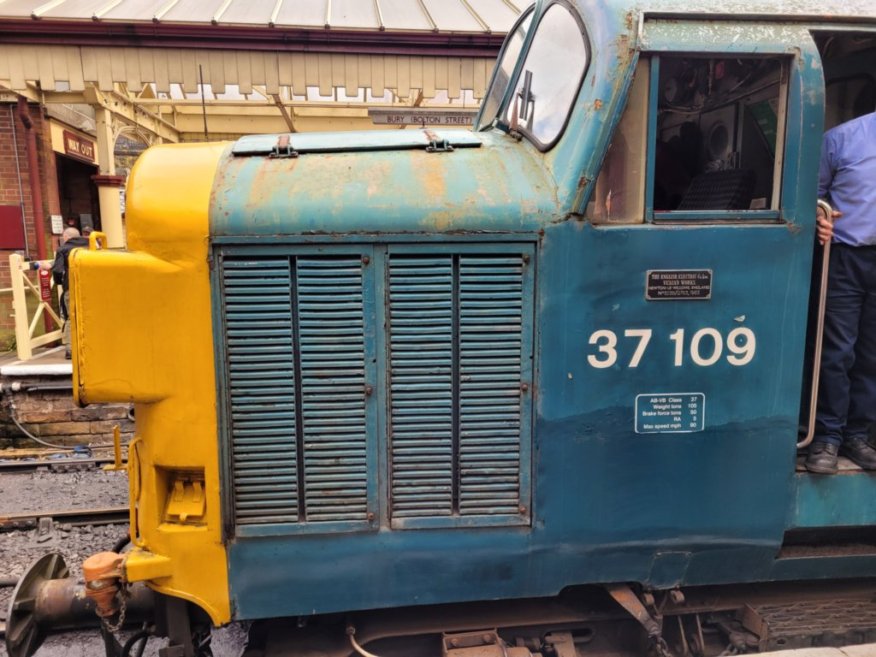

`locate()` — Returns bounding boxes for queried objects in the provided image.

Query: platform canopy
[0,0,521,30]
[0,0,522,145]
[0,0,520,100]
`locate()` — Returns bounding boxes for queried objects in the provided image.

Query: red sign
[0,204,25,249]
[63,130,96,163]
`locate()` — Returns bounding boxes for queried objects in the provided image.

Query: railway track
[0,457,119,474]
[0,507,128,532]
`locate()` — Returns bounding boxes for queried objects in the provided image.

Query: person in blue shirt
[806,110,876,474]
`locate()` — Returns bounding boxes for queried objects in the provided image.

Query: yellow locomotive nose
[71,142,232,626]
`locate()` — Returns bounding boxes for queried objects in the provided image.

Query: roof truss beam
[83,84,180,143]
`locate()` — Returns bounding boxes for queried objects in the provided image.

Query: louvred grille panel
[458,257,524,515]
[388,257,455,518]
[297,258,369,522]
[222,254,370,529]
[219,246,532,534]
[388,252,531,526]
[224,259,299,525]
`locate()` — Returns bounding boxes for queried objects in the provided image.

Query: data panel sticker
[635,393,705,434]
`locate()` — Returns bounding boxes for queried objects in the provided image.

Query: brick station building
[0,103,104,348]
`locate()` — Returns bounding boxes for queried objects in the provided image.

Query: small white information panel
[635,393,705,434]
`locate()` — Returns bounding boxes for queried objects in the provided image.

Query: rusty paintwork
[211,130,559,236]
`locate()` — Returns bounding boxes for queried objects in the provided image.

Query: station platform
[0,345,135,449]
[0,346,71,379]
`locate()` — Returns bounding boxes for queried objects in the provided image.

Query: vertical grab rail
[798,199,837,450]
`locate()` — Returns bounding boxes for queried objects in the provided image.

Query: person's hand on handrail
[816,202,841,245]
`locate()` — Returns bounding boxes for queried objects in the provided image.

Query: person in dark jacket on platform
[49,227,89,359]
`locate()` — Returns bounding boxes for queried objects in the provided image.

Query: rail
[0,507,128,532]
[0,457,117,474]
[7,253,63,362]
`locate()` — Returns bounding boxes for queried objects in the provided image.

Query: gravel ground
[28,623,249,657]
[0,464,248,656]
[0,468,129,515]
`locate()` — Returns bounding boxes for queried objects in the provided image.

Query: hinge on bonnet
[426,138,454,153]
[424,129,454,153]
[270,134,298,158]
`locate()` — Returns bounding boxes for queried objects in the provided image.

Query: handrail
[8,253,64,361]
[88,230,108,251]
[798,199,837,450]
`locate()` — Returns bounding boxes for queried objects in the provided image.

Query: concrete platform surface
[0,346,71,378]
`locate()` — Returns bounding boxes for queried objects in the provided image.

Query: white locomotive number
[587,327,756,369]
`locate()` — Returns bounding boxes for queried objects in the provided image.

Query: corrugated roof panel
[38,0,114,19]
[159,0,224,23]
[273,0,328,28]
[0,0,50,17]
[0,0,519,31]
[422,0,483,32]
[466,0,519,32]
[218,0,275,25]
[100,0,165,21]
[5,0,876,31]
[331,0,378,29]
[378,0,432,31]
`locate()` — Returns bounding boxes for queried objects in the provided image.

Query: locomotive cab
[52,1,876,656]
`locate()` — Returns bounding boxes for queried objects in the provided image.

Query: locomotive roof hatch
[231,130,483,157]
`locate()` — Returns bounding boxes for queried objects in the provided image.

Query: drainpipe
[9,106,30,259]
[16,96,47,262]
[17,96,54,334]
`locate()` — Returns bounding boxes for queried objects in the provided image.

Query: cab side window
[588,54,789,224]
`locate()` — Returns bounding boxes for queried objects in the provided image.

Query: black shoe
[64,350,71,360]
[805,441,839,474]
[840,437,876,470]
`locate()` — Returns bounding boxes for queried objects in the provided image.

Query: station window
[588,54,789,224]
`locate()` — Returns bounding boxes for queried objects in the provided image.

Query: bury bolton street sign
[369,108,478,126]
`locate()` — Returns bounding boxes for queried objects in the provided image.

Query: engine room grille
[222,255,371,529]
[218,245,533,534]
[224,258,299,525]
[388,254,530,526]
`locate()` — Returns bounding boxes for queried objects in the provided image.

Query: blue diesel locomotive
[10,0,876,656]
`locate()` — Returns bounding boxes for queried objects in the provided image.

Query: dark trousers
[815,244,876,446]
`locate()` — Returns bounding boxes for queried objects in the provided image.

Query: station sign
[63,130,96,163]
[369,108,478,127]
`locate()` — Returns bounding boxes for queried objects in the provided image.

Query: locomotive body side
[68,0,876,636]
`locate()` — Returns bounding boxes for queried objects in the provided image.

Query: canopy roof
[0,0,524,32]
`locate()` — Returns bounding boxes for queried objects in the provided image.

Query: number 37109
[586,327,756,369]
